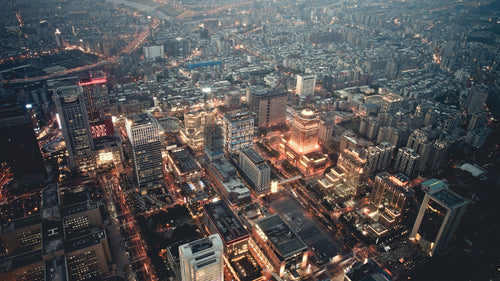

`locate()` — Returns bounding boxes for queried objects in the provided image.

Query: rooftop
[169,148,200,174]
[254,214,307,259]
[65,230,106,253]
[241,148,265,164]
[204,200,249,244]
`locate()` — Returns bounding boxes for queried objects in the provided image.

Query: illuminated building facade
[222,111,254,155]
[78,77,109,122]
[289,109,320,155]
[53,86,95,174]
[252,214,308,277]
[410,179,468,256]
[126,113,164,191]
[179,234,224,281]
[0,91,47,185]
[370,172,412,226]
[180,105,216,151]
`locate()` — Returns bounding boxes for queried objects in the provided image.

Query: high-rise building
[428,141,448,171]
[366,142,395,175]
[143,45,165,60]
[394,147,420,177]
[467,110,487,131]
[0,91,46,185]
[406,129,432,171]
[296,74,316,97]
[465,84,488,115]
[239,148,271,193]
[247,87,287,128]
[180,105,216,151]
[54,29,63,48]
[370,172,411,214]
[204,124,224,162]
[53,86,95,174]
[179,234,224,281]
[410,179,468,256]
[289,109,320,155]
[126,113,164,191]
[78,76,109,121]
[380,93,403,113]
[222,111,254,155]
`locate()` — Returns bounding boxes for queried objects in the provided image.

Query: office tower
[289,109,320,154]
[252,214,308,277]
[467,110,487,131]
[247,87,287,128]
[126,113,164,191]
[465,127,491,149]
[428,141,448,171]
[54,29,63,47]
[410,179,468,256]
[53,86,95,174]
[179,234,224,281]
[380,93,403,113]
[222,111,254,155]
[406,129,432,171]
[465,84,488,115]
[0,91,46,185]
[366,142,395,175]
[344,259,393,281]
[239,148,271,193]
[394,147,420,177]
[204,124,224,162]
[180,105,216,151]
[78,76,109,121]
[296,74,317,97]
[370,172,411,214]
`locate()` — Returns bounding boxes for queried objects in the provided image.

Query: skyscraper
[247,87,287,128]
[0,91,46,185]
[179,234,224,281]
[204,124,224,162]
[296,74,317,97]
[53,86,95,174]
[222,111,254,155]
[370,172,411,214]
[394,147,420,177]
[465,84,488,115]
[125,113,164,191]
[289,109,320,154]
[366,142,395,175]
[78,76,109,121]
[410,179,468,256]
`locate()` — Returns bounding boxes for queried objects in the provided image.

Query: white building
[239,148,270,193]
[296,74,316,97]
[222,111,254,155]
[179,234,224,281]
[143,45,164,60]
[126,113,164,191]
